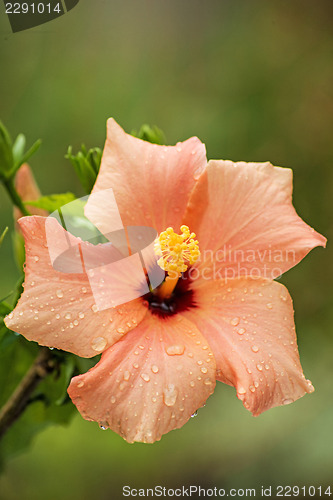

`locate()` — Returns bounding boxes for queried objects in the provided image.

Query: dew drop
[204,378,213,385]
[200,367,208,374]
[110,396,116,404]
[166,345,185,356]
[251,345,259,353]
[65,313,71,320]
[79,312,85,319]
[123,370,130,381]
[141,373,150,382]
[34,256,39,262]
[73,320,79,326]
[91,337,107,352]
[91,304,99,313]
[77,381,84,388]
[249,385,256,393]
[266,303,273,309]
[230,317,240,326]
[99,425,107,430]
[117,327,125,334]
[256,364,263,371]
[191,410,198,418]
[237,328,246,335]
[163,384,178,406]
[151,365,159,374]
[56,289,64,298]
[282,398,293,405]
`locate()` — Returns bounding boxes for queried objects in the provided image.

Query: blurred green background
[0,0,332,498]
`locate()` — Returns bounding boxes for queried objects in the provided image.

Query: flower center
[154,225,200,299]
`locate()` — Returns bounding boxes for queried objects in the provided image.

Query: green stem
[2,177,31,217]
[0,347,57,440]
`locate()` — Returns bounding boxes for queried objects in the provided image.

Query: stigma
[154,225,200,276]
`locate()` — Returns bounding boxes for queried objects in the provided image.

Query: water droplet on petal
[56,289,64,298]
[237,328,246,335]
[251,345,259,353]
[151,365,159,374]
[91,304,98,313]
[110,396,116,403]
[163,384,178,406]
[123,370,130,381]
[200,367,208,374]
[230,317,240,326]
[166,345,185,356]
[34,256,39,262]
[77,381,84,388]
[256,364,263,371]
[141,373,150,382]
[191,410,198,418]
[203,378,213,386]
[266,303,273,309]
[79,312,85,319]
[91,337,107,352]
[282,398,294,405]
[99,425,107,430]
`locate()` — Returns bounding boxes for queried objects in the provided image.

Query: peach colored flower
[5,119,326,443]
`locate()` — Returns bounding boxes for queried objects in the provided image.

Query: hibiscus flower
[5,119,326,443]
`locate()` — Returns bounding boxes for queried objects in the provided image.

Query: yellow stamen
[154,225,200,298]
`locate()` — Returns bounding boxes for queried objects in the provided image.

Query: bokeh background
[0,0,332,498]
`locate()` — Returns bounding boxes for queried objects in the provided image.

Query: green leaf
[0,397,75,468]
[0,302,11,318]
[66,145,102,194]
[0,227,8,247]
[131,124,166,145]
[12,231,25,271]
[0,341,76,467]
[10,138,42,177]
[12,134,26,164]
[37,355,75,406]
[0,120,13,177]
[26,192,77,212]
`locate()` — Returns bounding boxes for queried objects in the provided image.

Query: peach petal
[182,277,314,416]
[14,164,48,224]
[68,313,216,443]
[4,216,148,357]
[85,118,207,236]
[184,160,326,279]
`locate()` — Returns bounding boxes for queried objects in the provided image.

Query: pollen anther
[154,225,200,276]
